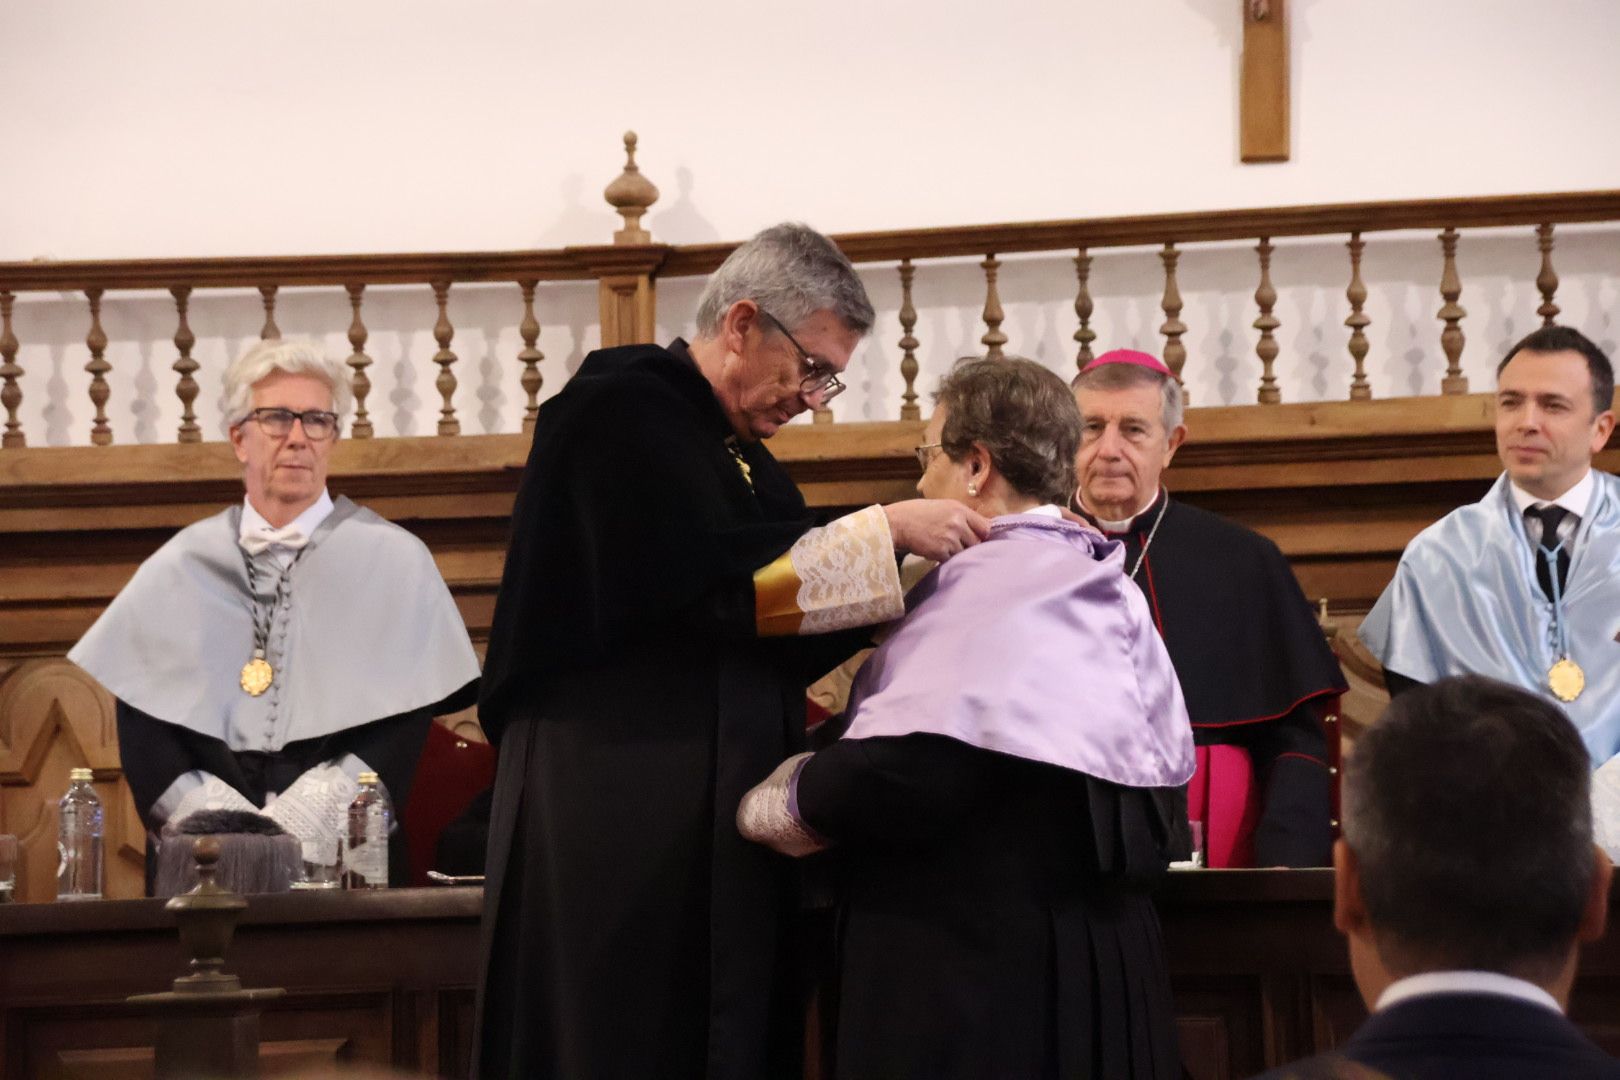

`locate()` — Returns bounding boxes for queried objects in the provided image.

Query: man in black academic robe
[473,223,989,1080]
[1072,350,1347,868]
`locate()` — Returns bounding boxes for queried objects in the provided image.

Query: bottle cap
[357,771,380,785]
[69,767,93,782]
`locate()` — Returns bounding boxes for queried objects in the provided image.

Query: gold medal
[240,654,274,696]
[1548,657,1585,703]
[724,438,754,491]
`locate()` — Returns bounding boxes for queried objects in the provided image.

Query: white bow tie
[240,522,310,556]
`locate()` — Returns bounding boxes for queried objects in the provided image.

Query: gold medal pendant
[1548,657,1585,703]
[725,438,754,491]
[240,653,274,697]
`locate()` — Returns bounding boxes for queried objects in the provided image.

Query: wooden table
[3,874,1617,1079]
[1,887,481,1079]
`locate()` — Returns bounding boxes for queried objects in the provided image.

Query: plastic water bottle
[57,768,104,900]
[343,771,391,890]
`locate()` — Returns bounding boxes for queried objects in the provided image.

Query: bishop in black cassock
[1072,349,1347,868]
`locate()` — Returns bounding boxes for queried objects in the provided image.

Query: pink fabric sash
[1187,744,1260,868]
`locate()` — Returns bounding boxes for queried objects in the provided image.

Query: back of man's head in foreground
[1339,675,1609,994]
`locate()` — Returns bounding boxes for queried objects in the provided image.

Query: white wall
[5,0,1619,443]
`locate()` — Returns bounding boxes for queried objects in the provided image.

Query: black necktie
[1529,504,1571,600]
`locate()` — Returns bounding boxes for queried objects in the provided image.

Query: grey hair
[220,338,352,435]
[693,222,875,339]
[1070,360,1185,433]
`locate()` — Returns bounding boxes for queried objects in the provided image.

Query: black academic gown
[1078,491,1347,867]
[797,733,1184,1080]
[474,341,865,1080]
[118,699,448,890]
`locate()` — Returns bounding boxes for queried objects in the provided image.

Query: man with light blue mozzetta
[1361,326,1620,782]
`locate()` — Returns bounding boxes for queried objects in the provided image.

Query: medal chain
[242,547,302,665]
[1540,540,1585,701]
[1128,489,1171,581]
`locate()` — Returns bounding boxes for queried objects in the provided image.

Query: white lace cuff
[263,762,361,864]
[157,771,258,829]
[1593,755,1620,862]
[754,505,905,636]
[737,753,828,858]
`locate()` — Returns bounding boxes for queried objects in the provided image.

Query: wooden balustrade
[896,259,920,422]
[1072,248,1095,370]
[0,156,1616,450]
[171,285,200,443]
[259,285,280,340]
[979,254,1007,362]
[1345,233,1371,401]
[345,284,374,438]
[1253,237,1280,404]
[0,292,20,448]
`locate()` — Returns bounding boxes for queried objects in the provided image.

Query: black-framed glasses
[244,407,339,440]
[914,442,942,471]
[758,309,847,404]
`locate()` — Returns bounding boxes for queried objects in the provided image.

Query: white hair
[220,338,351,435]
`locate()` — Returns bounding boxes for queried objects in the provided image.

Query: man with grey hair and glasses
[473,222,989,1079]
[71,338,479,892]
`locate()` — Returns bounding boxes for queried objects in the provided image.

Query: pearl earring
[966,482,978,497]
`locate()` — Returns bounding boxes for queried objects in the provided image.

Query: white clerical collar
[1019,504,1065,520]
[1509,469,1595,520]
[240,489,335,552]
[1376,970,1562,1015]
[1081,489,1162,533]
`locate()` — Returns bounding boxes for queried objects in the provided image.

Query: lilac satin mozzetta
[841,514,1195,789]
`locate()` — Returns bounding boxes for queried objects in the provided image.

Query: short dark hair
[1343,675,1595,981]
[1496,324,1614,416]
[934,356,1081,506]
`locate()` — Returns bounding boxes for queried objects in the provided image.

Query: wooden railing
[1,131,1616,448]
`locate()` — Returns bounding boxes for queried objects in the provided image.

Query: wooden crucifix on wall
[1240,0,1289,162]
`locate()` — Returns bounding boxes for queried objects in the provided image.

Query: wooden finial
[604,131,660,245]
[165,835,249,993]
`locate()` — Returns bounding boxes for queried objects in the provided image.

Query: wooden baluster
[1345,232,1372,401]
[85,287,112,445]
[346,284,374,438]
[1437,227,1468,395]
[1159,243,1188,398]
[1073,248,1096,370]
[517,279,544,434]
[172,286,200,443]
[1254,237,1281,404]
[898,259,921,421]
[431,280,459,436]
[980,255,1007,361]
[1535,223,1560,326]
[259,285,281,340]
[0,292,22,448]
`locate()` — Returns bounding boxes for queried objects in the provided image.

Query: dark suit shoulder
[1252,994,1620,1080]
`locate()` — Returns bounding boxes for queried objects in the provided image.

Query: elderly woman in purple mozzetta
[740,356,1195,1080]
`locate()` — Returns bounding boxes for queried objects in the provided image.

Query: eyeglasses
[757,309,847,404]
[244,407,339,440]
[914,442,943,471]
